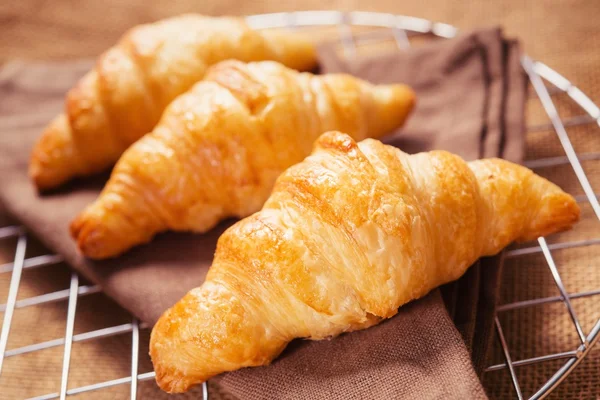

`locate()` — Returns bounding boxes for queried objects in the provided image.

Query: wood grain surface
[0,0,599,399]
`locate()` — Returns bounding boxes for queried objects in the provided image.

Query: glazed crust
[29,14,318,190]
[150,131,579,393]
[70,60,416,259]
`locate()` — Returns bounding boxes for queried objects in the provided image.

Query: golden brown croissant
[29,14,317,190]
[70,60,416,259]
[149,131,579,393]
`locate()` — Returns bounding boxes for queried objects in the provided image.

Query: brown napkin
[0,27,525,399]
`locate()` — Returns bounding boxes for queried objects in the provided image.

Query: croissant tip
[401,84,417,108]
[388,83,417,104]
[28,156,67,192]
[154,369,199,393]
[29,114,79,191]
[542,188,581,231]
[258,29,318,72]
[553,194,581,230]
[153,364,195,393]
[518,191,581,242]
[28,161,46,192]
[150,316,203,394]
[69,215,84,240]
[368,83,416,137]
[70,212,116,260]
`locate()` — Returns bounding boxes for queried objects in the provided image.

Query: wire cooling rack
[0,10,599,400]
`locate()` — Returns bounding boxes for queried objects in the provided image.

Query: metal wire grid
[0,10,598,400]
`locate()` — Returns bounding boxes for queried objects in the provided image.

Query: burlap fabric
[0,1,599,399]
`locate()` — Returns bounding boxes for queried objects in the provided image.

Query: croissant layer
[70,61,416,259]
[29,14,318,190]
[150,131,579,393]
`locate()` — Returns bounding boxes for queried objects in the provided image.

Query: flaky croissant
[29,14,317,190]
[70,60,416,259]
[150,131,579,393]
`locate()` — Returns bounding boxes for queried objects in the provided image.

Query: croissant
[149,131,579,393]
[70,60,416,259]
[29,14,318,191]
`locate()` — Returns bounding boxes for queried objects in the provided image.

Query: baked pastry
[29,14,318,190]
[150,131,579,393]
[70,60,416,259]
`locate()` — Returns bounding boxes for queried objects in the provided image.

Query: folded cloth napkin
[0,27,525,399]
